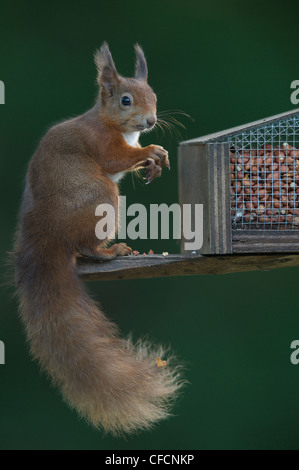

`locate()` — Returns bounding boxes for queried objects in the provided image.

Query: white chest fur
[107,172,125,183]
[106,132,140,183]
[121,131,140,147]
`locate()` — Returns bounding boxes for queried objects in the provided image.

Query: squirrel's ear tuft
[134,44,148,81]
[94,42,119,96]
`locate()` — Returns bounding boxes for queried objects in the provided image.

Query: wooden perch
[77,253,299,281]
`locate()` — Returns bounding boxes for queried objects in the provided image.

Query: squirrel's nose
[147,117,156,128]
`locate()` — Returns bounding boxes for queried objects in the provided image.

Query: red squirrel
[14,43,182,435]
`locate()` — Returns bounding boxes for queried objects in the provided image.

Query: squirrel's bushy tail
[15,241,182,435]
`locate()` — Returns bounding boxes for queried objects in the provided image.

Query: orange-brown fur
[14,43,182,435]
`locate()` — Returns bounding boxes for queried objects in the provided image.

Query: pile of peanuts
[230,143,299,227]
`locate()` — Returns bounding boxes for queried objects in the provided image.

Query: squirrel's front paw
[143,158,162,184]
[146,144,170,169]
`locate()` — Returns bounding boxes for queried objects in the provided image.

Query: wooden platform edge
[77,253,299,281]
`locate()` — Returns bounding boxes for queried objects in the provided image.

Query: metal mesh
[219,116,299,230]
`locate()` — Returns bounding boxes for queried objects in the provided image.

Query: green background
[1,0,299,450]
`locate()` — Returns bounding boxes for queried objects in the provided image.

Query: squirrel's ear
[94,42,119,96]
[134,44,148,81]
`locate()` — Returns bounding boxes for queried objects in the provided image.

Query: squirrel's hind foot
[79,243,132,261]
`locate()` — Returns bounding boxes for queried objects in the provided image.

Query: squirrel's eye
[121,96,131,106]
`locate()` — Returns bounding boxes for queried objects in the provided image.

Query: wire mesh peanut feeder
[179,109,299,254]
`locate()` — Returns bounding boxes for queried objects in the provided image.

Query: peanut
[230,143,299,228]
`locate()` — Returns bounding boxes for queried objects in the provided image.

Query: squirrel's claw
[143,159,162,184]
